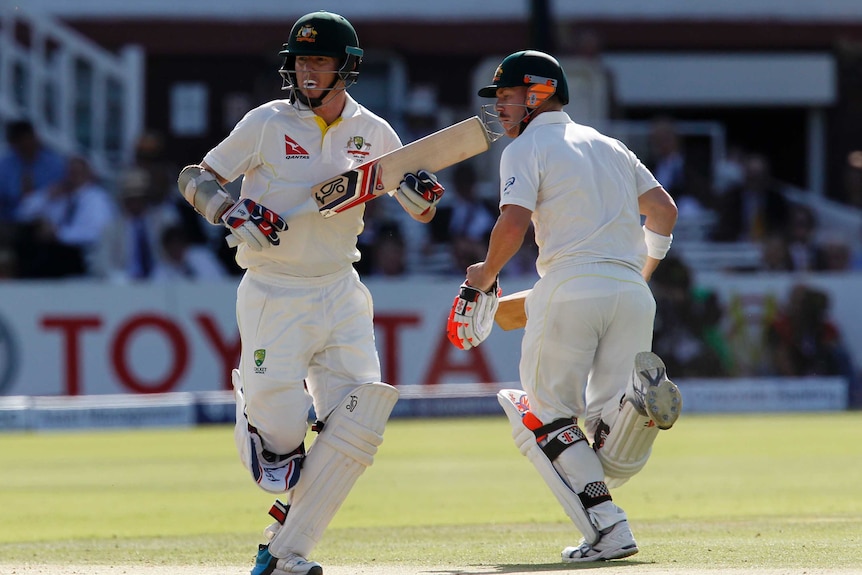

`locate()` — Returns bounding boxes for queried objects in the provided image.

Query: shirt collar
[292,92,361,121]
[523,110,572,133]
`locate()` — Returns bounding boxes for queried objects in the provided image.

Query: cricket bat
[494,289,531,331]
[312,116,492,217]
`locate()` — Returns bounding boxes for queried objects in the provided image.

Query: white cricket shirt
[204,94,402,282]
[498,111,660,277]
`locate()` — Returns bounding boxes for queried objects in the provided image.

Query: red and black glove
[221,198,288,251]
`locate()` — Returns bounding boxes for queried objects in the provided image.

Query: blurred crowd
[646,117,862,272]
[0,117,860,401]
[0,119,535,283]
[650,255,860,406]
[0,121,232,281]
[4,113,861,282]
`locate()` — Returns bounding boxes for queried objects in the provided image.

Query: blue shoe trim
[251,544,277,575]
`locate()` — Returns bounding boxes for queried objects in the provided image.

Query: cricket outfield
[1,412,860,574]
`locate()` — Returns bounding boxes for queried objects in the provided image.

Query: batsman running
[177,11,445,575]
[447,50,681,562]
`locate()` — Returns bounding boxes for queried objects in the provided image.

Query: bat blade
[494,289,530,331]
[313,116,492,217]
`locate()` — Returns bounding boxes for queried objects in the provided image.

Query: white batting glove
[221,198,288,251]
[395,169,445,215]
[447,279,501,350]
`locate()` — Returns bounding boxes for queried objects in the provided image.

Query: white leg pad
[596,400,659,489]
[498,389,601,545]
[268,382,399,559]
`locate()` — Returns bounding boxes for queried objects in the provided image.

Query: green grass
[0,412,861,570]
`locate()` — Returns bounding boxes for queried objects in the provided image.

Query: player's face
[294,55,342,99]
[495,87,530,138]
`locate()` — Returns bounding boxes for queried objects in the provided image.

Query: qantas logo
[284,135,309,159]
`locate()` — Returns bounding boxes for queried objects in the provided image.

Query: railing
[0,3,143,177]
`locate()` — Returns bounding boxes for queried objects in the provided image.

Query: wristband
[643,225,672,260]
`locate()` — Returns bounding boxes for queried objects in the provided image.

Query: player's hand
[447,279,501,350]
[221,198,288,251]
[396,169,445,216]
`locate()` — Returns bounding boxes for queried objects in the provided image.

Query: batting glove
[447,279,501,350]
[396,169,445,216]
[221,198,288,251]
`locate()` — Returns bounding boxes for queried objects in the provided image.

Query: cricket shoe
[251,544,322,575]
[627,351,682,430]
[562,519,639,562]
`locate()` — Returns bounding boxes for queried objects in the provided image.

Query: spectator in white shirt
[15,156,116,277]
[151,224,227,281]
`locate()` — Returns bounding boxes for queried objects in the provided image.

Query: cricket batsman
[177,11,445,574]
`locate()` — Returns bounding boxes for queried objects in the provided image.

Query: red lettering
[41,316,102,396]
[373,313,421,386]
[423,328,495,385]
[196,314,241,390]
[112,314,187,393]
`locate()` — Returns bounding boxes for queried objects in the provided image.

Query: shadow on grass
[420,559,651,573]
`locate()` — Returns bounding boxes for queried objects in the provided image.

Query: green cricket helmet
[478,50,569,106]
[278,11,363,89]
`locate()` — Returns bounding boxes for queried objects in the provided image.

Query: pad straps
[528,417,611,509]
[248,422,307,464]
[523,415,588,462]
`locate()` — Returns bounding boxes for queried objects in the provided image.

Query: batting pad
[596,400,659,489]
[269,382,399,558]
[497,389,600,545]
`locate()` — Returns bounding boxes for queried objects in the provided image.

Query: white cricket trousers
[235,268,382,456]
[520,262,655,439]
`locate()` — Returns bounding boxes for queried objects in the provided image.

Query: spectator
[646,117,711,217]
[760,233,794,272]
[355,218,409,277]
[781,204,851,272]
[816,233,852,271]
[712,145,746,197]
[428,163,497,274]
[784,204,823,271]
[710,152,790,242]
[14,156,116,278]
[151,225,227,281]
[0,246,16,279]
[841,151,862,209]
[368,220,407,277]
[764,285,854,379]
[131,130,210,246]
[353,199,385,277]
[650,256,731,377]
[93,168,177,282]
[0,120,66,224]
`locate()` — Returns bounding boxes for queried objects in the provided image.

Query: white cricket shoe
[562,519,639,562]
[251,544,322,575]
[628,351,682,430]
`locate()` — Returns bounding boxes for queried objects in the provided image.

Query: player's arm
[638,185,678,282]
[466,204,532,292]
[177,163,287,251]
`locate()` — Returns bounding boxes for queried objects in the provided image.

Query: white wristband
[643,225,672,259]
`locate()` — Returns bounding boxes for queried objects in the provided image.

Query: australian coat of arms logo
[346,135,371,162]
[296,25,317,43]
[254,349,267,374]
